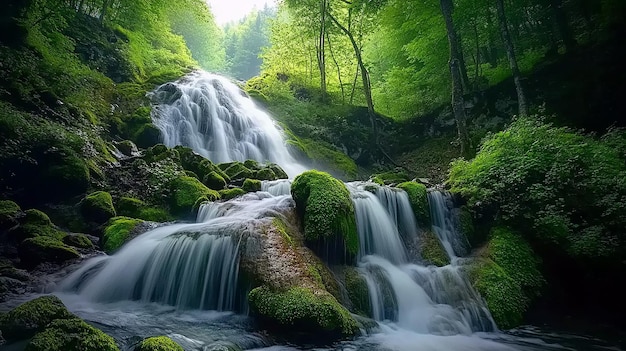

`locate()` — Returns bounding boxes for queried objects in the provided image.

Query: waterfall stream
[38,71,613,351]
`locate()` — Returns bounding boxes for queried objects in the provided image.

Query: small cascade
[150,71,306,177]
[261,179,292,196]
[352,183,496,334]
[60,194,293,312]
[428,191,470,260]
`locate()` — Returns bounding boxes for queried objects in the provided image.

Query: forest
[0,0,625,350]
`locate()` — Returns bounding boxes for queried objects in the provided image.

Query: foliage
[80,191,116,224]
[0,295,73,341]
[449,117,626,262]
[396,182,430,226]
[102,216,143,253]
[26,318,119,351]
[291,171,358,260]
[136,336,183,351]
[248,285,358,337]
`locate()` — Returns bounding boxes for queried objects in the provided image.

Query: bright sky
[207,0,276,26]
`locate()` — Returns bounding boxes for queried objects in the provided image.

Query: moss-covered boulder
[135,336,183,351]
[242,179,261,192]
[80,191,116,223]
[255,168,277,181]
[248,286,358,339]
[134,123,161,149]
[116,140,138,157]
[43,155,90,198]
[18,237,80,268]
[101,217,144,254]
[26,318,119,351]
[22,209,52,226]
[219,162,254,180]
[203,171,227,190]
[458,207,479,246]
[168,176,220,215]
[9,214,65,242]
[62,234,94,249]
[116,197,170,222]
[397,182,430,226]
[371,170,410,185]
[243,159,261,170]
[219,188,245,200]
[420,230,449,267]
[291,171,358,263]
[268,163,289,180]
[469,227,544,329]
[343,267,371,317]
[0,295,73,341]
[0,200,21,230]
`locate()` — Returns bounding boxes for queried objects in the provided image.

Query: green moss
[134,124,161,149]
[102,217,143,254]
[0,295,73,341]
[169,176,220,215]
[175,147,229,182]
[220,162,254,180]
[116,140,137,157]
[43,155,91,197]
[80,191,116,223]
[0,200,21,223]
[117,197,145,217]
[243,159,261,170]
[272,218,293,246]
[372,171,409,185]
[9,224,65,242]
[420,230,449,267]
[219,188,246,200]
[18,237,80,267]
[242,179,262,192]
[248,286,358,337]
[25,318,119,351]
[459,207,479,246]
[135,336,183,351]
[291,171,358,260]
[255,168,277,181]
[268,163,289,180]
[299,139,358,180]
[23,209,52,226]
[203,171,227,190]
[344,268,371,317]
[138,208,171,222]
[397,182,430,226]
[62,234,94,249]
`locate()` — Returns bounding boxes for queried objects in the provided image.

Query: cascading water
[150,71,306,177]
[349,182,496,336]
[428,191,470,260]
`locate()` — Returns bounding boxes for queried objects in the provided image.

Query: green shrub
[135,336,183,351]
[102,217,143,253]
[291,171,358,261]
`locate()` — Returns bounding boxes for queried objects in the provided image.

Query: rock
[255,168,277,181]
[419,230,449,267]
[80,191,116,224]
[0,200,21,230]
[203,171,227,190]
[242,179,261,192]
[43,155,90,198]
[343,267,371,316]
[116,197,146,218]
[134,336,183,351]
[219,162,253,180]
[396,182,430,227]
[168,176,220,216]
[218,188,245,200]
[101,217,144,254]
[0,295,73,341]
[268,163,289,180]
[243,159,261,170]
[18,237,80,268]
[370,170,410,185]
[134,124,161,149]
[26,318,119,351]
[290,170,358,263]
[115,140,138,157]
[62,234,94,249]
[21,209,51,226]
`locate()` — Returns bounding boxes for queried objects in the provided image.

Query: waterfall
[428,191,470,260]
[150,71,306,178]
[261,179,292,196]
[60,193,293,312]
[352,182,497,334]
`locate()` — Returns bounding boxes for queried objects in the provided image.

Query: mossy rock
[459,207,478,246]
[135,336,183,351]
[219,188,246,200]
[371,170,410,185]
[18,237,80,268]
[291,171,358,263]
[116,140,138,157]
[9,223,65,243]
[219,162,254,180]
[63,234,94,249]
[344,267,371,317]
[117,198,170,222]
[242,179,261,192]
[169,176,220,215]
[0,295,73,341]
[255,168,277,181]
[102,217,143,254]
[243,159,262,170]
[175,147,230,183]
[268,163,288,180]
[248,286,358,339]
[26,317,119,351]
[80,191,116,224]
[22,209,52,226]
[203,171,227,190]
[420,230,449,267]
[396,182,430,227]
[43,155,90,197]
[0,200,21,229]
[144,145,179,164]
[134,123,161,149]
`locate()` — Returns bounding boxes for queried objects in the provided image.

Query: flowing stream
[3,71,619,351]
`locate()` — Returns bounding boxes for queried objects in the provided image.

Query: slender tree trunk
[350,65,359,105]
[326,31,345,103]
[328,11,378,147]
[550,0,576,52]
[496,0,529,117]
[440,0,471,156]
[317,0,328,99]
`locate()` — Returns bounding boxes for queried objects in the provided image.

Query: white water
[150,71,306,178]
[428,191,470,260]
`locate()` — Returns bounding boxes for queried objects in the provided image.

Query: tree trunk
[328,11,378,147]
[496,0,529,117]
[326,31,345,103]
[317,0,328,99]
[550,0,577,52]
[440,0,471,156]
